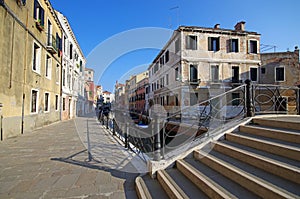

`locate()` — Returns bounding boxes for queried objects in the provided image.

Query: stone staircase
[135,116,300,199]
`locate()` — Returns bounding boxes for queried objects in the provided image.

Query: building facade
[84,68,95,113]
[258,47,300,113]
[114,82,126,111]
[260,48,299,86]
[0,0,62,139]
[135,71,149,114]
[148,22,261,116]
[56,11,86,120]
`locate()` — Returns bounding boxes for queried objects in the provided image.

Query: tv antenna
[169,6,179,29]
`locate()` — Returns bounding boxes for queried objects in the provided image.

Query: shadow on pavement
[51,112,141,198]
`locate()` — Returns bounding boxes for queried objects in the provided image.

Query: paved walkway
[0,113,146,199]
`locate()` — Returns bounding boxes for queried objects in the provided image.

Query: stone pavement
[0,113,147,199]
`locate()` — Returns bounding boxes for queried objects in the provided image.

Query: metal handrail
[100,81,300,162]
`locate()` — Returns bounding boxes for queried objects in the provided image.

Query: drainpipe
[0,103,3,141]
[9,19,15,89]
[21,9,29,135]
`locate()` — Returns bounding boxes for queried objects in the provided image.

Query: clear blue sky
[51,0,299,92]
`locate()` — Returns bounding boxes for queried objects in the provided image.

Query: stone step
[239,125,300,144]
[135,176,152,199]
[213,141,300,184]
[176,159,237,199]
[166,167,209,198]
[225,133,300,161]
[157,170,189,199]
[142,175,169,199]
[194,150,298,199]
[252,118,300,131]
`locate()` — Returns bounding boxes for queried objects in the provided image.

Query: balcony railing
[46,34,57,54]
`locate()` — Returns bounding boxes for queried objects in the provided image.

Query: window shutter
[216,37,220,51]
[56,33,59,49]
[236,39,239,52]
[186,36,190,49]
[229,39,232,52]
[254,41,257,54]
[208,37,212,51]
[33,0,37,19]
[247,40,250,53]
[40,7,44,26]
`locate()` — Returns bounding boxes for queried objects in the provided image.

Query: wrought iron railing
[252,84,300,115]
[100,80,300,162]
[46,34,58,54]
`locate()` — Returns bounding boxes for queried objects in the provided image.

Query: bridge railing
[101,80,300,162]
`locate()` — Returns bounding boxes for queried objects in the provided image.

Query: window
[175,39,180,53]
[208,37,220,51]
[154,62,159,73]
[175,94,179,106]
[275,67,285,81]
[44,92,49,112]
[249,40,258,54]
[62,68,66,86]
[45,55,51,78]
[55,95,59,111]
[33,0,44,26]
[32,42,41,73]
[63,36,67,52]
[229,39,239,52]
[47,20,52,45]
[186,35,197,50]
[250,67,258,82]
[160,56,165,67]
[261,68,266,74]
[79,60,83,72]
[175,67,179,80]
[56,33,62,57]
[31,90,38,113]
[166,74,169,85]
[62,97,65,111]
[232,66,239,83]
[211,65,219,82]
[189,64,198,82]
[232,93,240,106]
[69,44,73,59]
[165,50,169,63]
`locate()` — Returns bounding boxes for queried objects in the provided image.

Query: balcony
[46,34,57,54]
[189,79,201,86]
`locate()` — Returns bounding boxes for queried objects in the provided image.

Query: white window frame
[248,40,258,54]
[56,64,60,85]
[249,66,258,82]
[30,89,39,114]
[44,92,50,112]
[275,66,285,82]
[210,65,219,82]
[189,64,198,82]
[32,42,41,74]
[45,54,52,79]
[186,35,197,50]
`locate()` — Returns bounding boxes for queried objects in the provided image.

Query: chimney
[234,21,246,31]
[214,24,220,29]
